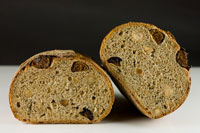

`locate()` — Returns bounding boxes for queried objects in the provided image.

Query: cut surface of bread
[100,22,191,119]
[9,50,114,123]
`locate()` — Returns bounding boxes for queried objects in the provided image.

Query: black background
[1,0,200,65]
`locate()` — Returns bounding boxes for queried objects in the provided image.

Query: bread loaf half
[9,50,114,123]
[100,22,191,119]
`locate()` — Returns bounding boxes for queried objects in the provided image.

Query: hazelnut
[132,31,144,41]
[143,46,154,54]
[163,84,173,97]
[73,77,78,84]
[87,75,96,84]
[167,101,174,108]
[165,88,174,97]
[24,90,33,98]
[154,108,161,115]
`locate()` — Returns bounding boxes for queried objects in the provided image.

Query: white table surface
[0,66,200,133]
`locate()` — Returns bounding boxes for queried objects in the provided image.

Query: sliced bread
[100,22,191,119]
[9,50,114,123]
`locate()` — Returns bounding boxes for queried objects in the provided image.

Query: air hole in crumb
[133,50,136,54]
[117,68,121,74]
[121,45,124,48]
[133,60,136,67]
[17,102,20,107]
[92,96,96,100]
[39,81,45,84]
[40,113,46,117]
[23,119,26,121]
[73,106,79,109]
[68,77,72,81]
[164,105,167,109]
[47,107,51,110]
[80,91,84,95]
[149,87,154,90]
[136,68,142,75]
[55,71,59,74]
[119,31,123,36]
[51,99,55,103]
[47,88,50,93]
[151,53,155,58]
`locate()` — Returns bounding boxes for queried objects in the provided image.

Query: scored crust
[9,50,114,124]
[100,22,191,119]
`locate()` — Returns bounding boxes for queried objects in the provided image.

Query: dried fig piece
[60,100,68,107]
[136,68,143,75]
[150,29,165,44]
[79,107,94,120]
[107,57,122,66]
[176,48,190,70]
[17,102,20,107]
[71,61,89,72]
[31,55,53,69]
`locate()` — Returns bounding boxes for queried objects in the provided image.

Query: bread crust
[100,22,191,119]
[9,50,114,124]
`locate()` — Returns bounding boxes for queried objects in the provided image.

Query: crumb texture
[10,51,113,123]
[101,22,190,118]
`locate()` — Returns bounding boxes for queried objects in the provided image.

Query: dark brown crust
[9,50,114,124]
[100,22,191,119]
